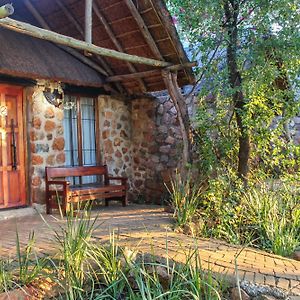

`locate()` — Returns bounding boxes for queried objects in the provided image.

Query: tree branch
[184,35,224,100]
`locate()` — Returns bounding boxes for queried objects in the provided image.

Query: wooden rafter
[23,0,109,77]
[93,2,147,92]
[148,0,194,84]
[54,0,84,36]
[23,0,121,94]
[124,0,164,60]
[53,0,124,93]
[106,61,197,82]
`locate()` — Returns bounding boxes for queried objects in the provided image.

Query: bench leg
[122,194,128,207]
[46,196,51,214]
[105,199,109,207]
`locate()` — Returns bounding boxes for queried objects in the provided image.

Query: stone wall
[25,89,184,206]
[24,85,188,205]
[27,87,65,204]
[131,96,183,203]
[98,95,133,192]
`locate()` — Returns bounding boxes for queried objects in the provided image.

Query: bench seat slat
[68,191,126,203]
[70,185,126,196]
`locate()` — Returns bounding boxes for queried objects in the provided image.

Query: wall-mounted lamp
[35,80,77,110]
[35,79,67,108]
[43,88,63,107]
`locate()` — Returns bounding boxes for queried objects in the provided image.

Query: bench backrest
[46,165,109,183]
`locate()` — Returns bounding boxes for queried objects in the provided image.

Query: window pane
[63,95,78,167]
[63,96,98,185]
[80,97,96,167]
[80,97,97,184]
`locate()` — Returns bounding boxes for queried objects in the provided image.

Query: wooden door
[0,85,26,209]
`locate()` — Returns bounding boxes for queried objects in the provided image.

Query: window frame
[64,93,101,167]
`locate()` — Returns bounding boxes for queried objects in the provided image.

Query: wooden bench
[45,165,127,214]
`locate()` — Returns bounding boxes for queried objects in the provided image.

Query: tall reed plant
[45,203,99,300]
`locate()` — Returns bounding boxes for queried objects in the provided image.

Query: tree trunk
[224,0,250,182]
[162,70,192,177]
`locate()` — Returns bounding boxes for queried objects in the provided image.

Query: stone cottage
[0,0,194,213]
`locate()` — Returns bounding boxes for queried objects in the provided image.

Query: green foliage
[168,0,300,179]
[166,171,203,227]
[0,231,47,293]
[243,183,300,256]
[166,0,300,258]
[15,231,47,286]
[50,204,98,300]
[89,232,128,299]
[198,178,300,257]
[0,259,13,293]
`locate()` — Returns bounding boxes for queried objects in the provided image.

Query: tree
[168,0,300,181]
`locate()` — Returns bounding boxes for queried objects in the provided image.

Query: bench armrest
[108,177,127,185]
[46,180,70,188]
[46,180,70,185]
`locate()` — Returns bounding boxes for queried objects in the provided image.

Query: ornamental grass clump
[166,171,203,228]
[242,183,300,257]
[197,176,300,257]
[51,204,98,300]
[0,231,48,293]
[88,243,224,300]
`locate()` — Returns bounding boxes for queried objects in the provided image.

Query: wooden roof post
[85,0,93,44]
[162,70,192,177]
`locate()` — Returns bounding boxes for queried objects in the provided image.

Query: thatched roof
[4,0,193,94]
[0,27,104,87]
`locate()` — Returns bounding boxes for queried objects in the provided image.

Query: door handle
[10,118,17,170]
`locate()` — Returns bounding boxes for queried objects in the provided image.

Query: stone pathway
[0,204,299,296]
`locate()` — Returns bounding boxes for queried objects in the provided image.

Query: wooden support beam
[85,0,93,44]
[0,17,172,67]
[106,69,158,82]
[93,2,147,92]
[140,7,153,15]
[24,0,108,76]
[106,61,197,82]
[124,0,164,60]
[162,70,192,174]
[53,0,123,91]
[0,4,14,19]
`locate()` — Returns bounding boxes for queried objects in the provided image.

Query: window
[63,95,100,184]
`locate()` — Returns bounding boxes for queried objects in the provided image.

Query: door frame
[0,83,29,209]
